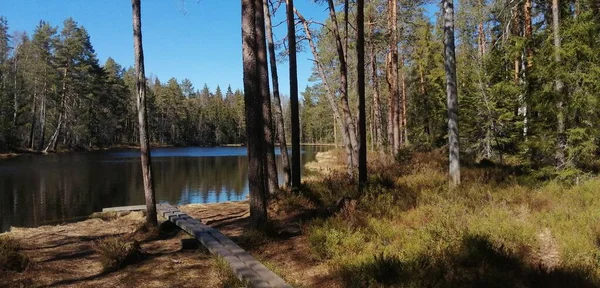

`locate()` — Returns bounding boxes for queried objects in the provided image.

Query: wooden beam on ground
[102,205,147,212]
[156,203,291,288]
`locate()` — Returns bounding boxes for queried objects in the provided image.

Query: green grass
[0,236,29,272]
[300,150,600,287]
[213,256,248,288]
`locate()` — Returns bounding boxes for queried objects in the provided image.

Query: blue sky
[1,1,438,96]
[0,0,330,95]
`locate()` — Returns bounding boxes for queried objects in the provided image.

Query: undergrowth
[0,236,29,272]
[93,236,145,271]
[298,148,600,287]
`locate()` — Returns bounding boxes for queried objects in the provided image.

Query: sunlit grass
[299,149,600,287]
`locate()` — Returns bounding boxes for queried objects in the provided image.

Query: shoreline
[0,143,337,160]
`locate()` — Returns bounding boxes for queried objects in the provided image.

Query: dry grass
[93,236,145,271]
[298,148,600,287]
[0,236,29,272]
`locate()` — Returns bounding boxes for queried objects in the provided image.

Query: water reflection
[0,146,328,232]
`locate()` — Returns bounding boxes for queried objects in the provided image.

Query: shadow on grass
[337,235,599,288]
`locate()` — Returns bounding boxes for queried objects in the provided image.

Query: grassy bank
[291,148,600,287]
[3,148,599,287]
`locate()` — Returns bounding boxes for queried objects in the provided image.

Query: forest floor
[0,200,333,287]
[3,149,600,287]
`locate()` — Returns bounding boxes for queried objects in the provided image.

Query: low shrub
[0,236,29,272]
[93,236,145,271]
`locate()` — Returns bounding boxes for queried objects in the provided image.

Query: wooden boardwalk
[109,203,291,288]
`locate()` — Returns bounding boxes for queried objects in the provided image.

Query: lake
[0,146,330,232]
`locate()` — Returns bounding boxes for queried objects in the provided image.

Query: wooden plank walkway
[102,205,147,212]
[151,203,292,288]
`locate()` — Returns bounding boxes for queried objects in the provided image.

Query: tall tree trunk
[255,0,278,195]
[13,51,18,127]
[524,0,532,68]
[297,7,354,175]
[39,90,46,151]
[400,52,408,144]
[287,0,301,189]
[357,0,367,188]
[29,85,37,149]
[370,34,383,151]
[387,0,400,154]
[443,0,461,187]
[478,1,486,58]
[264,0,291,189]
[327,0,359,172]
[39,75,47,151]
[132,0,158,226]
[523,0,532,139]
[243,0,268,229]
[552,0,566,168]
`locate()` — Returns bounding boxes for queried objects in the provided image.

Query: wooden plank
[102,205,146,212]
[156,204,291,288]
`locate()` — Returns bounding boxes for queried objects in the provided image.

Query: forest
[1,0,597,180]
[2,0,600,286]
[0,17,252,150]
[298,0,600,179]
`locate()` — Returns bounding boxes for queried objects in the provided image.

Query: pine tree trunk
[39,76,47,151]
[255,0,278,195]
[400,53,408,144]
[357,0,367,188]
[387,0,400,154]
[443,0,461,187]
[13,51,18,127]
[264,0,290,189]
[327,0,359,173]
[287,0,301,189]
[29,85,37,149]
[522,0,531,139]
[370,34,383,151]
[243,0,268,229]
[524,0,532,68]
[298,6,354,174]
[552,0,566,168]
[132,0,158,226]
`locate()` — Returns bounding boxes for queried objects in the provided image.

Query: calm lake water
[0,146,329,232]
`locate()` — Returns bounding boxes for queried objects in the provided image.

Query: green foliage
[0,17,247,151]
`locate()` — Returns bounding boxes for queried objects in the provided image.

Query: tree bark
[29,85,37,149]
[400,52,408,144]
[254,0,278,195]
[443,0,461,187]
[39,74,47,151]
[263,0,290,189]
[243,0,268,229]
[386,0,400,154]
[552,0,566,168]
[523,0,532,138]
[13,47,18,127]
[132,0,158,226]
[296,7,352,174]
[327,0,359,172]
[357,0,367,189]
[287,0,301,190]
[524,0,532,68]
[370,32,383,151]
